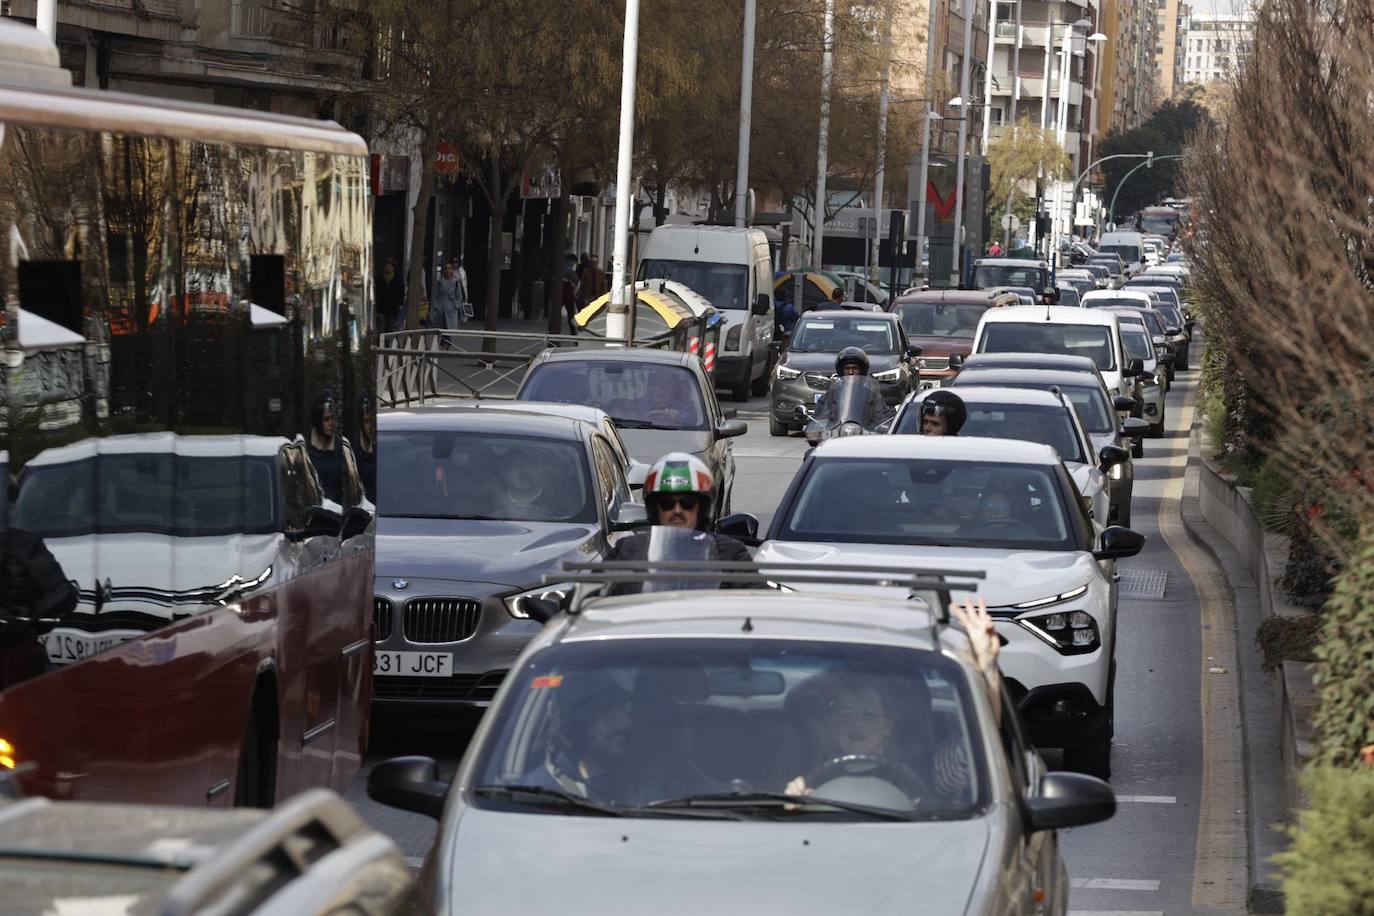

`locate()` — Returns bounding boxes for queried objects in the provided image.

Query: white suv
[758,435,1146,778]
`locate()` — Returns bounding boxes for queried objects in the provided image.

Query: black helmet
[920,389,967,435]
[834,346,869,376]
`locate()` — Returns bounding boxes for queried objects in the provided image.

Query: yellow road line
[1153,377,1248,910]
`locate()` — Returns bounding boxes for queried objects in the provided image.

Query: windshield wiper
[646,790,914,821]
[472,784,625,816]
[609,418,687,431]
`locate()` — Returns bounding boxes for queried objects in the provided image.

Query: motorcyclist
[809,347,894,431]
[918,389,968,436]
[605,452,752,570]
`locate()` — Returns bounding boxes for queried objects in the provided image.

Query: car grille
[373,669,509,702]
[403,598,482,643]
[373,597,393,642]
[804,371,832,391]
[919,356,950,371]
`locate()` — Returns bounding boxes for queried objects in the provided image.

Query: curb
[1177,417,1290,914]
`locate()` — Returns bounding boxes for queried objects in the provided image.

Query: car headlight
[775,364,801,380]
[871,368,900,382]
[1019,608,1100,654]
[837,421,865,437]
[1011,583,1090,610]
[503,582,575,619]
[726,324,742,350]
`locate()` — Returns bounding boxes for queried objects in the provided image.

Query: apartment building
[1180,12,1251,86]
[1098,0,1158,137]
[1154,0,1190,102]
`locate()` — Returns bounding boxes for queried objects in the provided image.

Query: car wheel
[730,374,750,402]
[769,414,789,437]
[1063,716,1112,780]
[1131,437,1144,459]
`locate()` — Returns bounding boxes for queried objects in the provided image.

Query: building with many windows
[1180,12,1251,86]
[1154,0,1190,102]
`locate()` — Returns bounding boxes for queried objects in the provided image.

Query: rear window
[895,401,1085,463]
[978,322,1115,371]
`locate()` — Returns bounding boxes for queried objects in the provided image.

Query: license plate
[42,628,143,665]
[373,651,453,678]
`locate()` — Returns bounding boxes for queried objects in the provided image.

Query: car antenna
[694,229,700,255]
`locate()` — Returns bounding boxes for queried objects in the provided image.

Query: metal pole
[871,8,892,283]
[1108,154,1180,225]
[915,111,934,284]
[1050,25,1072,263]
[813,0,836,269]
[605,0,641,344]
[734,0,757,227]
[950,0,975,288]
[36,0,56,39]
[981,0,997,153]
[1003,3,1022,249]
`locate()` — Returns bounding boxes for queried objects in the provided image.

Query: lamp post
[948,0,975,288]
[813,0,836,268]
[605,0,641,344]
[1107,154,1181,226]
[913,109,941,284]
[733,0,757,227]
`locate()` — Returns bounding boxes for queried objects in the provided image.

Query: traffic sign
[435,141,460,175]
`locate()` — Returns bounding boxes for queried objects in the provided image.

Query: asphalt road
[348,359,1252,914]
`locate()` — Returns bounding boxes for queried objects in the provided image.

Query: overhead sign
[435,142,460,175]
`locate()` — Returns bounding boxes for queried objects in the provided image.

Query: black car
[768,309,919,436]
[372,408,646,711]
[517,347,745,513]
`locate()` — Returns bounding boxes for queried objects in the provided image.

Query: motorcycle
[795,374,894,448]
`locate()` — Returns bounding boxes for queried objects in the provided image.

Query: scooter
[796,375,893,450]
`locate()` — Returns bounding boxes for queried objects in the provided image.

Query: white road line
[1070,878,1162,891]
[1114,795,1177,804]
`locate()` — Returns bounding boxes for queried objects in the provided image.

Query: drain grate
[1119,568,1169,600]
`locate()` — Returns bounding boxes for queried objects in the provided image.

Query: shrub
[1275,765,1374,916]
[1256,613,1321,671]
[1312,540,1374,767]
[1251,452,1298,536]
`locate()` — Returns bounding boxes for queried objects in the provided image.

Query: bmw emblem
[393,579,409,590]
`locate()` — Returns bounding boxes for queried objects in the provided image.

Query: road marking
[1070,878,1161,891]
[1154,374,1248,910]
[1115,795,1177,804]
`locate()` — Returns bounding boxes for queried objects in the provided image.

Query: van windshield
[638,260,750,309]
[1100,245,1141,265]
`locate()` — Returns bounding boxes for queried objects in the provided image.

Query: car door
[998,687,1065,915]
[589,435,634,550]
[698,365,734,509]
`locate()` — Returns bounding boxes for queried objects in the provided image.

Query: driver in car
[809,347,894,431]
[640,374,696,427]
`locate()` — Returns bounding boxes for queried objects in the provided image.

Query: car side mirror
[1026,771,1116,832]
[1166,326,1180,335]
[1093,525,1146,560]
[289,505,343,541]
[1122,417,1150,437]
[1125,357,1144,378]
[906,344,922,358]
[948,353,965,371]
[627,461,650,489]
[752,294,771,316]
[717,418,748,439]
[1113,395,1135,412]
[368,756,448,820]
[610,502,650,531]
[715,512,761,545]
[341,505,373,541]
[1097,444,1129,471]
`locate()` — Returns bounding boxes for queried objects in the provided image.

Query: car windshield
[978,322,1116,371]
[520,362,708,431]
[378,432,595,523]
[15,454,278,538]
[1156,304,1184,327]
[1121,327,1153,362]
[891,301,987,339]
[469,637,987,819]
[1088,258,1121,272]
[780,457,1077,550]
[973,264,1048,291]
[1056,286,1081,308]
[1100,244,1141,264]
[789,316,897,354]
[1084,265,1110,278]
[1140,214,1178,235]
[1138,311,1166,335]
[639,259,750,309]
[895,402,1085,462]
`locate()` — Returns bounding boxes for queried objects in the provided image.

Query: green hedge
[1276,765,1374,915]
[1313,540,1374,766]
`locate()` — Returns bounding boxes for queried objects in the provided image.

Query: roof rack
[554,560,986,623]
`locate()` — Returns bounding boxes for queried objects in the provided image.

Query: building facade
[1098,0,1158,138]
[1180,12,1251,86]
[1154,0,1190,102]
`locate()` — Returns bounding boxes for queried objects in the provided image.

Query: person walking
[432,262,461,330]
[376,256,406,332]
[577,255,606,310]
[561,252,580,334]
[987,240,1003,257]
[452,256,473,322]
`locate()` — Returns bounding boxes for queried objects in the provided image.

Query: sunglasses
[656,495,700,511]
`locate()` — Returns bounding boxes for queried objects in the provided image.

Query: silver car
[372,408,644,711]
[369,578,1117,914]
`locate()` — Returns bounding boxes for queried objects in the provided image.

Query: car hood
[616,428,714,465]
[782,351,901,373]
[375,517,601,589]
[757,541,1097,608]
[907,337,974,358]
[444,809,988,916]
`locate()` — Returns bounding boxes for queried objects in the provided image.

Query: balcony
[230,0,313,46]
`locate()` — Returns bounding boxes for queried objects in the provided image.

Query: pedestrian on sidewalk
[577,255,606,310]
[451,256,473,322]
[432,261,461,330]
[376,256,406,332]
[561,252,580,334]
[987,240,1003,257]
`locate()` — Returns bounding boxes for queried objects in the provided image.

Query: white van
[1097,231,1147,279]
[637,225,774,401]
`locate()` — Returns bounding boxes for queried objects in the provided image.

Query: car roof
[459,400,616,428]
[555,590,968,655]
[978,305,1119,326]
[892,289,1005,305]
[961,352,1100,371]
[1081,290,1153,305]
[811,432,1060,465]
[952,367,1107,389]
[532,347,695,367]
[911,385,1070,408]
[378,406,589,437]
[797,309,899,323]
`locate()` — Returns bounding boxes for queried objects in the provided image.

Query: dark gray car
[769,310,918,436]
[372,409,644,711]
[951,366,1146,527]
[517,348,745,514]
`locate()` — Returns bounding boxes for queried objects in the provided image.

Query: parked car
[757,435,1145,777]
[517,347,745,512]
[950,366,1146,526]
[371,408,645,711]
[887,289,1019,389]
[891,385,1118,526]
[369,563,1118,913]
[768,310,918,437]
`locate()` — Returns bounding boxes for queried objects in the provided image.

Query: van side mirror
[368,756,448,819]
[752,294,771,316]
[717,418,748,439]
[906,344,922,358]
[341,505,373,541]
[289,505,343,541]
